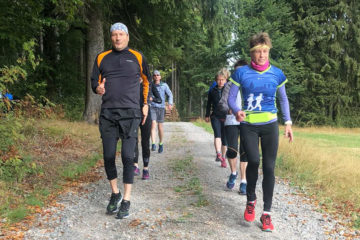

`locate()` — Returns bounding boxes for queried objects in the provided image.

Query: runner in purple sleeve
[228,32,293,232]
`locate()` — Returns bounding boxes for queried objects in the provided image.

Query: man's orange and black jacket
[91,47,150,109]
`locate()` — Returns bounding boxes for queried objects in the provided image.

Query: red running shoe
[244,200,256,222]
[260,214,274,232]
[220,157,227,168]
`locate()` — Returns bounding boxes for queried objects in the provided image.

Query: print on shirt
[247,93,263,111]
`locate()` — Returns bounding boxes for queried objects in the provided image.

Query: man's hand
[235,111,246,122]
[141,104,149,125]
[285,124,293,143]
[205,117,209,122]
[168,104,173,111]
[96,78,106,96]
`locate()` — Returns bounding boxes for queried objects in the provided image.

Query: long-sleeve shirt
[205,86,226,119]
[140,81,161,108]
[151,82,173,109]
[91,47,150,109]
[228,65,291,125]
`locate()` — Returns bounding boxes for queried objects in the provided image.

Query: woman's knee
[226,149,237,159]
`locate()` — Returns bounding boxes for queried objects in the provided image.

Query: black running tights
[240,121,279,212]
[134,107,151,167]
[102,136,136,184]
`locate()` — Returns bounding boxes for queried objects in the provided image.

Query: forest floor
[16,122,360,239]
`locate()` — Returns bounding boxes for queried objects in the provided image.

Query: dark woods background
[1,0,359,127]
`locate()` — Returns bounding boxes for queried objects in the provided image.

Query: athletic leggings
[240,121,279,211]
[224,125,247,162]
[102,136,136,183]
[99,108,140,184]
[134,107,151,167]
[210,116,227,146]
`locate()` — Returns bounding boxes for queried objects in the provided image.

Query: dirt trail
[24,122,355,240]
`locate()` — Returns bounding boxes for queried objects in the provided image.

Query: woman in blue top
[228,32,293,232]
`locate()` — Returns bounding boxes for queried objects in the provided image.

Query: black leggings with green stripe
[240,121,278,212]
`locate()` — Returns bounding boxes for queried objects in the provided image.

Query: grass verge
[277,126,360,228]
[0,119,102,230]
[192,120,213,134]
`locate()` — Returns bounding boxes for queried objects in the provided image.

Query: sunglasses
[154,74,160,76]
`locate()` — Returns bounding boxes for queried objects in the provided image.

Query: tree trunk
[176,64,179,106]
[39,28,43,55]
[188,91,192,117]
[171,60,175,96]
[83,10,104,124]
[200,96,203,118]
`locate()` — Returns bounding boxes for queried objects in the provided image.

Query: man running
[91,22,150,219]
[150,70,173,153]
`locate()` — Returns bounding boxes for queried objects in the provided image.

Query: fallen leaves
[129,219,142,227]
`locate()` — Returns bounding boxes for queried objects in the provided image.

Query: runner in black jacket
[134,81,161,180]
[205,68,229,168]
[91,22,150,219]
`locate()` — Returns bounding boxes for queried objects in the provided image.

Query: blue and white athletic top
[228,65,291,124]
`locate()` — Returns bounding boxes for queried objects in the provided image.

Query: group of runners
[206,32,293,231]
[91,22,293,232]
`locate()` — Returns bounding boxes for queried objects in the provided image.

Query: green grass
[6,207,29,223]
[43,126,65,139]
[277,127,360,228]
[192,121,213,134]
[25,194,44,207]
[0,119,102,226]
[171,155,209,207]
[171,155,193,176]
[61,153,101,179]
[292,131,360,148]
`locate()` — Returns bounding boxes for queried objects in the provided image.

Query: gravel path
[24,122,359,240]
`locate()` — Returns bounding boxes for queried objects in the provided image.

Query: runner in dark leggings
[91,22,150,219]
[225,60,248,194]
[228,32,293,232]
[205,68,229,168]
[134,81,161,180]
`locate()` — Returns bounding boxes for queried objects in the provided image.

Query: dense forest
[1,0,359,127]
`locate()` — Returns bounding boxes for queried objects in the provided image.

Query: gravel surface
[24,122,359,240]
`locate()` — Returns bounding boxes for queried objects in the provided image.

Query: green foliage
[1,0,359,126]
[0,39,40,112]
[59,96,85,121]
[0,114,24,152]
[289,0,360,126]
[0,155,41,183]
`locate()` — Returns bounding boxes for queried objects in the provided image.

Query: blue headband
[110,22,128,34]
